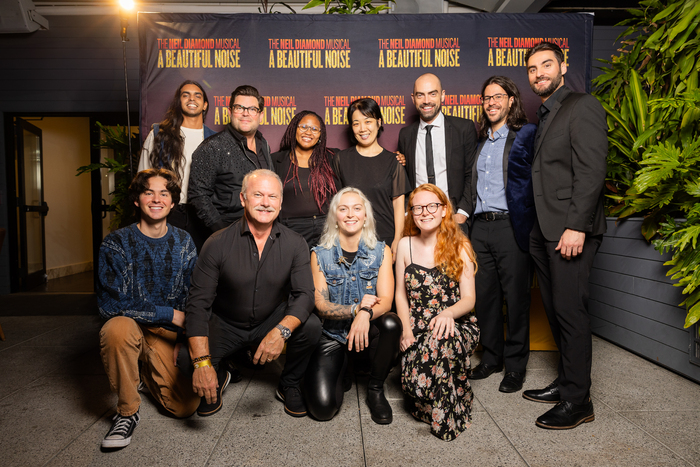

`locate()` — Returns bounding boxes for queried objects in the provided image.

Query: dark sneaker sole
[275,388,307,417]
[536,414,595,430]
[197,371,231,417]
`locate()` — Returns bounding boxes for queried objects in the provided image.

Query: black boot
[366,313,402,425]
[367,379,392,424]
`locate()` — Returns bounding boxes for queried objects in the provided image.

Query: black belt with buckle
[477,211,509,221]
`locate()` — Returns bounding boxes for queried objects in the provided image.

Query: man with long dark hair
[466,76,537,395]
[138,80,216,250]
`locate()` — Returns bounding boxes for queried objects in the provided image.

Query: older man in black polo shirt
[179,169,321,417]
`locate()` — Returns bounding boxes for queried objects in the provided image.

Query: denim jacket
[312,238,386,344]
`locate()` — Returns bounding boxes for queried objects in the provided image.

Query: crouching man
[179,169,321,417]
[97,168,199,449]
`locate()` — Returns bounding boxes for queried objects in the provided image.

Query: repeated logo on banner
[139,13,593,152]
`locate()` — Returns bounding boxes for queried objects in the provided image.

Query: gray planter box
[589,218,700,383]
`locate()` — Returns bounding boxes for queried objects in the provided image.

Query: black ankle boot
[367,379,392,424]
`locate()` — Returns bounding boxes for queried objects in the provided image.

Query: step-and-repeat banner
[138,13,593,151]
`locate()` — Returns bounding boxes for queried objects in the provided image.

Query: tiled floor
[0,313,699,466]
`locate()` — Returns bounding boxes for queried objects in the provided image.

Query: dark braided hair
[150,80,209,182]
[278,111,338,213]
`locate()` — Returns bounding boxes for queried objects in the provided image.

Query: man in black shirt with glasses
[188,85,272,236]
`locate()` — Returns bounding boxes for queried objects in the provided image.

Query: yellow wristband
[193,359,212,369]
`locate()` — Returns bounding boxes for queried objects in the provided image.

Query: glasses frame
[482,93,508,104]
[231,104,261,116]
[410,202,443,216]
[297,124,321,134]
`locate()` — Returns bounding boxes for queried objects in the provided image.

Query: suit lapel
[503,130,516,188]
[534,87,571,158]
[443,116,454,176]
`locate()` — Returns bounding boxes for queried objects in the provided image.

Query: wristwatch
[276,324,292,341]
[359,306,374,320]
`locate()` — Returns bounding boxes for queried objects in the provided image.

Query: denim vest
[312,238,386,344]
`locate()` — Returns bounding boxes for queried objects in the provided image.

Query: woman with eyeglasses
[337,98,410,261]
[272,111,341,249]
[394,183,480,441]
[304,187,401,424]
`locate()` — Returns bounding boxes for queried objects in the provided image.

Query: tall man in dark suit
[522,42,607,430]
[398,73,477,228]
[467,76,537,394]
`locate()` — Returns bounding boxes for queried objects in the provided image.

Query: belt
[476,211,509,221]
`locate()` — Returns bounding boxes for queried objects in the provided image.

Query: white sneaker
[102,411,140,449]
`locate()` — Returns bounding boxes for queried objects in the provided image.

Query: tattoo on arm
[317,285,353,320]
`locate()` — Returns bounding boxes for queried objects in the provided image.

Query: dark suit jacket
[468,124,537,251]
[531,86,608,241]
[397,114,477,214]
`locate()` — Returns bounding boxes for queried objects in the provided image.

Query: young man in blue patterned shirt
[97,168,208,449]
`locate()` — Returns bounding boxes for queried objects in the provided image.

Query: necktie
[425,125,435,185]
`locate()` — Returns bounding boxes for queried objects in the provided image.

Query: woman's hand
[429,309,455,340]
[400,330,416,352]
[347,295,380,352]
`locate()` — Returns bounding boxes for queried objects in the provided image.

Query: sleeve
[137,129,155,172]
[176,233,199,310]
[565,96,608,232]
[187,141,225,231]
[184,235,222,337]
[391,157,411,198]
[283,234,315,323]
[457,121,478,214]
[96,236,174,325]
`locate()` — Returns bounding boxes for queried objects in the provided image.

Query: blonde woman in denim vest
[304,187,402,424]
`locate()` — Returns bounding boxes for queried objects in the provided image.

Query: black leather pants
[304,312,401,421]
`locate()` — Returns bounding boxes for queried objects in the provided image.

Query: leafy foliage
[76,122,138,231]
[592,0,700,328]
[303,0,394,14]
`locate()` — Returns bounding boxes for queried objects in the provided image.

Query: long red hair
[403,184,477,281]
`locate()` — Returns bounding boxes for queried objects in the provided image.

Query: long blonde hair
[403,184,477,280]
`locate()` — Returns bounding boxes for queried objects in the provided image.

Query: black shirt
[185,218,314,336]
[535,85,567,146]
[229,125,269,170]
[337,147,410,245]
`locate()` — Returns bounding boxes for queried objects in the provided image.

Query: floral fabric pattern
[401,263,479,441]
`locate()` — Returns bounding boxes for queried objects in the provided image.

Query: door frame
[3,111,138,293]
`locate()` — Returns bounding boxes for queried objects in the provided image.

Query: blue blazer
[468,123,537,251]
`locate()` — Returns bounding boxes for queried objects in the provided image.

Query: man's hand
[172,309,185,328]
[395,151,406,167]
[192,365,218,404]
[253,328,285,365]
[555,229,586,260]
[454,213,467,225]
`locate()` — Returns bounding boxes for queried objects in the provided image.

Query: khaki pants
[100,316,199,417]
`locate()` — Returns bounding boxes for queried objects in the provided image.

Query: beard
[419,101,441,122]
[530,71,563,98]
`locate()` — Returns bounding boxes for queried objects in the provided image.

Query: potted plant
[591,0,700,379]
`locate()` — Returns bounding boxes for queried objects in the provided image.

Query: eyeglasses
[482,93,508,104]
[410,203,443,216]
[298,124,321,134]
[232,104,261,116]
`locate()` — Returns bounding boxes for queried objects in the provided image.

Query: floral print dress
[401,247,480,441]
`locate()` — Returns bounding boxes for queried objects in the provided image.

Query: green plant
[258,0,296,13]
[303,0,394,14]
[76,122,138,231]
[592,0,700,328]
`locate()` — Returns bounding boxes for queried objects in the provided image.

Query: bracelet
[193,359,212,369]
[351,304,358,318]
[359,306,374,320]
[192,355,211,363]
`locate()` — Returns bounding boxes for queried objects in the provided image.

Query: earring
[335,224,338,229]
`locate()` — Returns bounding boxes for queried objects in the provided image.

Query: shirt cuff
[457,209,468,218]
[155,305,175,325]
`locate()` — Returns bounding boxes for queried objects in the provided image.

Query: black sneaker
[102,411,140,449]
[275,384,307,417]
[197,370,232,417]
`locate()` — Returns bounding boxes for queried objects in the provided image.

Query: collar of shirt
[419,111,445,131]
[238,217,282,240]
[488,123,509,142]
[227,123,263,147]
[538,85,568,119]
